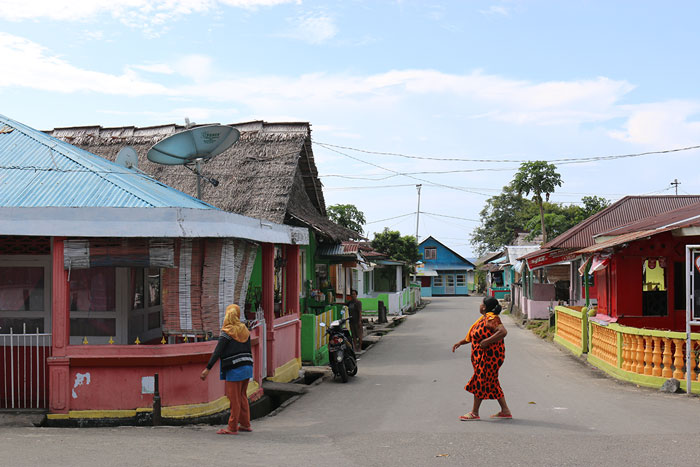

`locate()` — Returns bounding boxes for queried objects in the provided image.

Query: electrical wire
[419,211,479,222]
[365,212,416,225]
[315,141,700,165]
[318,144,493,196]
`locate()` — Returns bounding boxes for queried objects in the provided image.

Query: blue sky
[2,1,700,257]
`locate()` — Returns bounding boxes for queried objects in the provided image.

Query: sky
[2,0,700,259]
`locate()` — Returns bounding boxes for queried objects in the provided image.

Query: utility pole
[415,184,422,241]
[671,178,680,195]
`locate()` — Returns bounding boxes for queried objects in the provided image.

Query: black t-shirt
[347,299,362,324]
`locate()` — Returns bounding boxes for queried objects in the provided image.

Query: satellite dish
[146,124,240,199]
[116,146,139,169]
[147,125,240,165]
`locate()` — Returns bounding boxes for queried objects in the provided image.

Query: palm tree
[511,161,562,244]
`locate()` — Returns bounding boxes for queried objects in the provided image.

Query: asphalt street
[2,296,700,466]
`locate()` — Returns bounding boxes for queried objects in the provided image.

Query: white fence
[1,325,52,409]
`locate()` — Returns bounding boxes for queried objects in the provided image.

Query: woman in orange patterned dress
[452,297,512,420]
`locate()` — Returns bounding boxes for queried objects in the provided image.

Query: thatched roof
[46,121,358,242]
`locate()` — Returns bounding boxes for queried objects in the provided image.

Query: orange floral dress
[465,315,505,400]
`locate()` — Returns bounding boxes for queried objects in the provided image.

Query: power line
[318,144,493,196]
[419,211,479,222]
[365,212,416,224]
[315,141,700,165]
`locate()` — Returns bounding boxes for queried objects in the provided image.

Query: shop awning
[521,248,580,270]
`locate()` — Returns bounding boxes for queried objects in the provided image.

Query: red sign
[526,250,579,270]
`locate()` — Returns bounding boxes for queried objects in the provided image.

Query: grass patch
[525,320,555,341]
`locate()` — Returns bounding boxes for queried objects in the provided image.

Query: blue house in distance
[416,236,475,297]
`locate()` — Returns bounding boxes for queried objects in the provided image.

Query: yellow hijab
[465,312,496,343]
[221,304,250,343]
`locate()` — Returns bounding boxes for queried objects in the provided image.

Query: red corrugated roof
[597,201,700,237]
[542,195,700,249]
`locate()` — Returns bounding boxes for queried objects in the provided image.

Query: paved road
[2,296,700,466]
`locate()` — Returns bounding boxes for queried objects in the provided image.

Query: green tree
[523,198,610,242]
[371,228,420,264]
[511,161,563,244]
[470,185,538,255]
[327,204,366,235]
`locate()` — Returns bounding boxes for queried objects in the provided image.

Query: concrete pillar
[285,244,299,317]
[262,243,275,376]
[48,237,70,413]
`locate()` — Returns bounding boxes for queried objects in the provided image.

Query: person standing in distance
[346,289,363,352]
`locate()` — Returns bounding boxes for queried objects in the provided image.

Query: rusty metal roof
[597,201,700,237]
[577,230,659,254]
[543,195,700,249]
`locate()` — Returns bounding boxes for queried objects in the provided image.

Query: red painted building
[578,201,700,332]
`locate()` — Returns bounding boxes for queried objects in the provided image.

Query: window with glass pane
[433,275,444,287]
[0,267,44,312]
[70,267,116,312]
[424,248,437,260]
[147,268,161,307]
[456,274,466,286]
[69,267,116,339]
[446,275,455,286]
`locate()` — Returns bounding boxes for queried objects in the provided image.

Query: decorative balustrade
[554,306,586,356]
[588,321,700,393]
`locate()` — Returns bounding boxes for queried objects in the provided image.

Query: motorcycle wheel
[346,356,358,376]
[338,359,349,383]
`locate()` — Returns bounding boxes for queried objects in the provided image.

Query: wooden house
[417,237,475,297]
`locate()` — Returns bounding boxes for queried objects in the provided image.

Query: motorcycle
[321,317,357,383]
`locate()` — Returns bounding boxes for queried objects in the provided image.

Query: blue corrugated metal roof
[0,115,215,209]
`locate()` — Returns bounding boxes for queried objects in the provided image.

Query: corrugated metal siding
[543,196,700,249]
[0,115,213,209]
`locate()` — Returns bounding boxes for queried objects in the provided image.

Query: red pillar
[48,237,71,413]
[261,243,275,376]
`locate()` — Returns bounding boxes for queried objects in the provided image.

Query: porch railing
[553,306,587,356]
[1,325,52,409]
[554,305,700,393]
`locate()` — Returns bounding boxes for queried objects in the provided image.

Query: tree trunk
[539,200,547,244]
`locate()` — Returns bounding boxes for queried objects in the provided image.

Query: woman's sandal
[490,412,513,419]
[238,425,253,432]
[216,428,239,435]
[459,412,480,421]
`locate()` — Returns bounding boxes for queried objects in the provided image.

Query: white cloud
[0,0,298,34]
[282,13,338,44]
[173,55,214,82]
[0,32,669,139]
[129,63,175,74]
[480,5,510,16]
[608,101,700,147]
[0,33,171,95]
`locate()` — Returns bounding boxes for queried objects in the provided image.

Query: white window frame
[433,275,444,287]
[424,248,437,260]
[456,274,466,287]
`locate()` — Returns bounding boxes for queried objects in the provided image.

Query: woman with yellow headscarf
[201,304,254,435]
